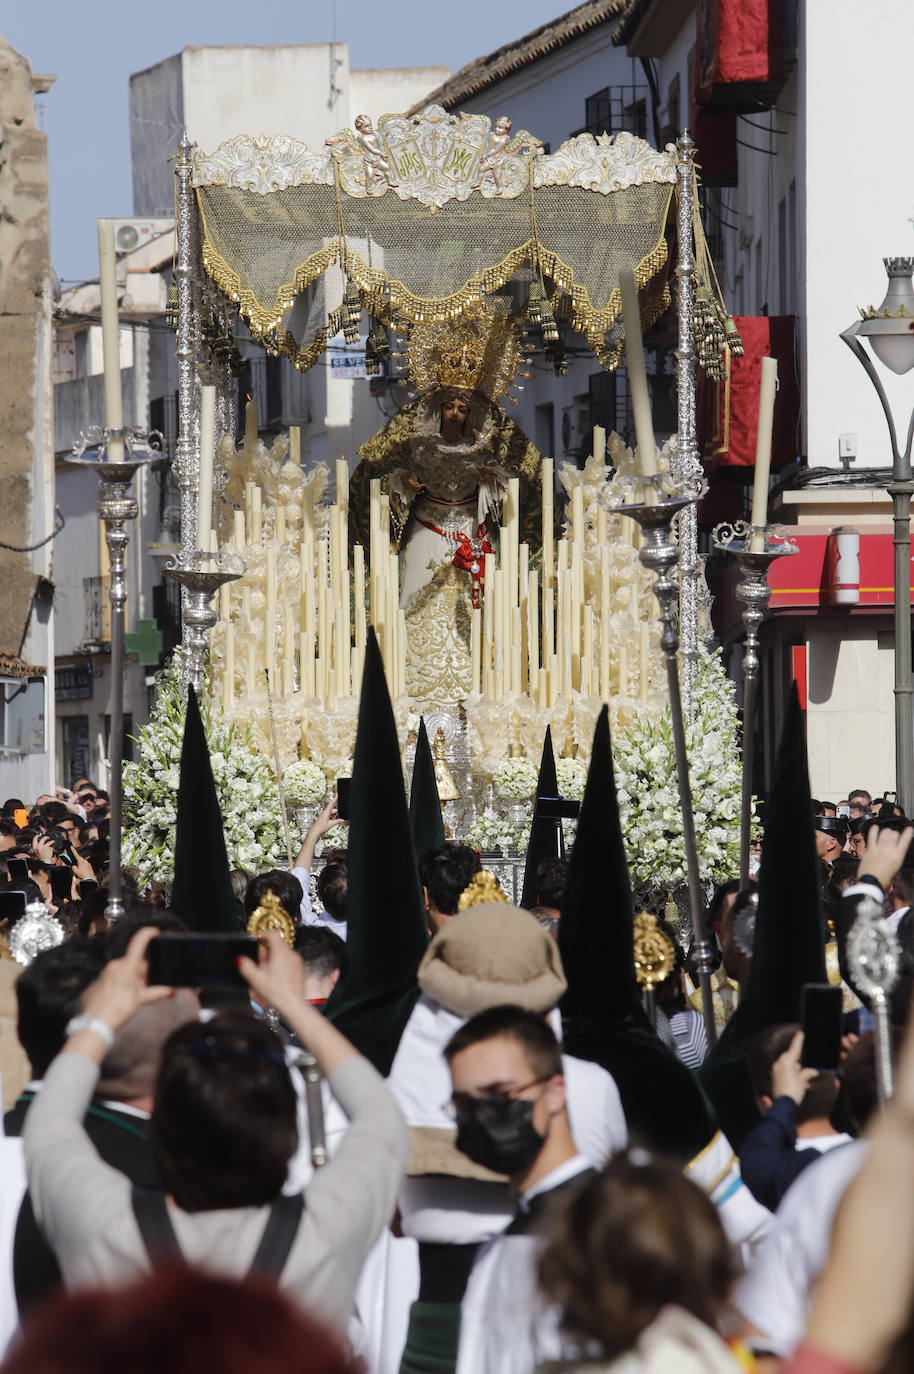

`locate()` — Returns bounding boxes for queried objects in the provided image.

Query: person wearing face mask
[444,1005,593,1374]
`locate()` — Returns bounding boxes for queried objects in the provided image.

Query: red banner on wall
[702,315,800,468]
[767,532,911,609]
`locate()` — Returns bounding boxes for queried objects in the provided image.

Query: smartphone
[49,867,74,904]
[336,777,351,822]
[536,796,580,820]
[0,891,26,924]
[800,983,843,1072]
[836,803,850,818]
[79,878,99,900]
[146,933,258,989]
[885,791,898,803]
[6,857,28,884]
[12,809,27,829]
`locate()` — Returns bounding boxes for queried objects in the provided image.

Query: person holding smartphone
[22,930,406,1332]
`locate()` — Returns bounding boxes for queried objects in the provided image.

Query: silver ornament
[10,901,65,967]
[847,896,900,1000]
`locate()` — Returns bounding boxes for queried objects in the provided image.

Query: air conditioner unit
[110,218,174,255]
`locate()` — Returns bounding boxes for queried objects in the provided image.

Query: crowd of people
[0,769,912,1374]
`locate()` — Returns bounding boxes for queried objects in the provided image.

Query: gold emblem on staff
[632,910,676,990]
[247,889,296,948]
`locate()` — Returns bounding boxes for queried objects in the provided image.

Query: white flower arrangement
[613,651,746,890]
[123,658,284,889]
[282,758,328,808]
[463,807,530,858]
[492,757,539,802]
[555,756,587,801]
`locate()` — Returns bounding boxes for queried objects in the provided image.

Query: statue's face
[440,398,470,437]
[355,115,370,133]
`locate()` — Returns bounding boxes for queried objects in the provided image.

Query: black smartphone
[800,983,843,1072]
[146,933,259,989]
[79,878,99,900]
[0,891,26,924]
[336,777,351,821]
[6,857,28,884]
[49,867,74,904]
[536,796,581,820]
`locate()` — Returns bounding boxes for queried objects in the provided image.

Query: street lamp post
[842,258,914,815]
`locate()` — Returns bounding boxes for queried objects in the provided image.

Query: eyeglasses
[449,1074,552,1116]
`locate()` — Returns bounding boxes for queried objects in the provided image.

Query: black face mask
[454,1095,545,1176]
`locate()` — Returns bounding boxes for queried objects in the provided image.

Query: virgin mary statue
[349,305,549,709]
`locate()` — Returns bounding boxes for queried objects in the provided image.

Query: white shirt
[737,1140,865,1357]
[456,1155,592,1374]
[291,866,347,941]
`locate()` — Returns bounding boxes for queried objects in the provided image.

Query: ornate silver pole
[713,522,798,887]
[69,434,159,920]
[847,897,900,1105]
[619,494,717,1047]
[674,133,703,716]
[164,550,244,697]
[173,132,201,658]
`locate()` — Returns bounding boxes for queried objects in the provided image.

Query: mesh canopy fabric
[196,178,675,368]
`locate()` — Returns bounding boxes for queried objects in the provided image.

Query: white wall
[805,619,895,798]
[350,66,449,122]
[802,0,914,471]
[181,45,352,152]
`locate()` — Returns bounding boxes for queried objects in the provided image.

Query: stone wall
[0,37,51,657]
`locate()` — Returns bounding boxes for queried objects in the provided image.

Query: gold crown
[403,300,529,404]
[632,911,676,990]
[247,889,296,948]
[458,869,509,911]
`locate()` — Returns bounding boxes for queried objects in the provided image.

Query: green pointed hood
[170,686,239,932]
[324,628,427,1072]
[409,717,446,859]
[700,683,826,1148]
[559,705,714,1160]
[521,726,560,908]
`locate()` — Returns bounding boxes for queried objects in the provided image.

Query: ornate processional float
[129,107,749,943]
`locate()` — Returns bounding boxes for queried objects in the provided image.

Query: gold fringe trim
[197,185,674,370]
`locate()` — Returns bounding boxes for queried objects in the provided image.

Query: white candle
[619,644,629,697]
[97,220,125,463]
[245,643,256,696]
[283,605,295,697]
[289,426,301,465]
[275,505,287,546]
[353,543,367,649]
[197,385,216,552]
[470,607,481,694]
[223,624,235,708]
[336,457,349,518]
[265,545,277,685]
[571,486,584,540]
[251,486,262,544]
[639,622,650,703]
[593,425,606,465]
[582,606,594,697]
[244,399,258,452]
[619,268,658,485]
[233,509,245,551]
[750,356,778,552]
[541,458,554,592]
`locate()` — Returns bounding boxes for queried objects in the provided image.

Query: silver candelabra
[68,429,161,920]
[618,491,718,1048]
[164,549,245,696]
[713,522,798,888]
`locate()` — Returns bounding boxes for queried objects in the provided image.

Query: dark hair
[707,879,743,926]
[2,798,25,815]
[16,939,107,1077]
[538,1153,734,1360]
[37,801,70,827]
[419,843,480,916]
[0,821,16,841]
[535,857,567,910]
[444,1004,562,1081]
[103,906,188,960]
[748,1022,839,1123]
[848,789,872,806]
[151,1010,297,1212]
[842,1028,896,1130]
[295,925,347,982]
[244,871,303,926]
[0,1267,352,1374]
[316,854,348,922]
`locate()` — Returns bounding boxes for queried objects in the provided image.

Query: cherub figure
[326,114,395,190]
[475,115,513,191]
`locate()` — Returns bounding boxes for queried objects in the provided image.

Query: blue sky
[5,0,565,284]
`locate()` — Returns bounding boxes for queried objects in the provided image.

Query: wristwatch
[64,1014,115,1051]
